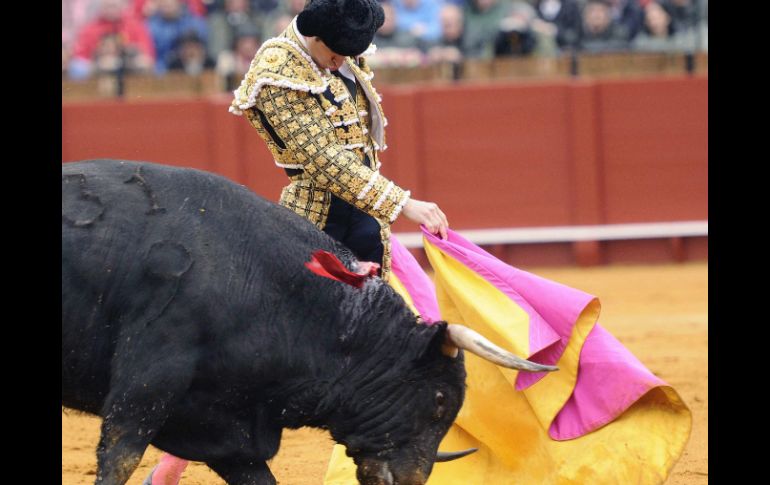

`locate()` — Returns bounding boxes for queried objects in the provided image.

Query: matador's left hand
[402,198,449,240]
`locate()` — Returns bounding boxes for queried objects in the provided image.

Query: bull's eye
[433,391,447,420]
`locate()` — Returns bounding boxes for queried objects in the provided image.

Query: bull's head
[332,321,557,485]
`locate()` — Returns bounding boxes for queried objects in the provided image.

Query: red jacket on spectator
[72,12,156,62]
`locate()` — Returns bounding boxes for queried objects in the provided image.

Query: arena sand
[62,262,708,485]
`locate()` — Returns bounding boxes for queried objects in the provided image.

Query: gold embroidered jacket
[229,21,410,278]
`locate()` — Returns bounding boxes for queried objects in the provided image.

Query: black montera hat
[296,0,385,57]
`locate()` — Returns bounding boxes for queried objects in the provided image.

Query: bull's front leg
[95,378,192,485]
[206,459,276,485]
[94,415,149,485]
[95,377,171,485]
[95,372,190,485]
[95,322,197,484]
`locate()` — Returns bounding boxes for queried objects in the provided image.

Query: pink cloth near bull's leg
[151,453,189,485]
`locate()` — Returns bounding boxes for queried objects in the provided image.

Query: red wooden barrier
[597,77,708,223]
[62,75,707,265]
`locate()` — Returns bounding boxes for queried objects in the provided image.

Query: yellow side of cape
[322,248,691,485]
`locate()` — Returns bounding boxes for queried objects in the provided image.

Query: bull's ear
[415,321,454,362]
[416,319,459,359]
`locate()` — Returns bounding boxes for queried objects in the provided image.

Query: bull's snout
[356,460,396,485]
[356,448,477,485]
[357,458,432,485]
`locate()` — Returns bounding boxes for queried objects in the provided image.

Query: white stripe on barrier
[393,220,708,248]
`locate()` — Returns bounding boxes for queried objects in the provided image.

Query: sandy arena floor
[62,262,708,485]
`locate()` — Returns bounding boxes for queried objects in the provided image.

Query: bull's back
[62,160,348,412]
[62,159,338,268]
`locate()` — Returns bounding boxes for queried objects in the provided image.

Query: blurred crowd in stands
[62,0,708,81]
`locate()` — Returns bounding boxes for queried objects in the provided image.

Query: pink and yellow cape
[323,228,691,485]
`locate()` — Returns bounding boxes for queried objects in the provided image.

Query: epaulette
[229,37,330,115]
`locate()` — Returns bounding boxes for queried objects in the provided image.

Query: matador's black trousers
[323,194,384,267]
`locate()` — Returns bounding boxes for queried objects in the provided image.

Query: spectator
[632,0,677,52]
[374,1,422,49]
[63,0,101,63]
[131,0,207,17]
[605,0,644,41]
[391,0,443,44]
[261,0,306,38]
[577,0,630,52]
[662,0,707,51]
[92,32,155,74]
[494,0,558,57]
[533,0,582,51]
[206,0,278,14]
[427,2,465,64]
[68,0,156,79]
[216,23,262,89]
[232,24,261,72]
[248,0,280,13]
[146,0,209,74]
[167,30,216,74]
[206,0,263,60]
[371,1,424,67]
[662,0,694,31]
[463,0,514,59]
[693,0,707,51]
[92,33,124,73]
[266,13,295,39]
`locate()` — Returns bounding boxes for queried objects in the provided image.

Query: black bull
[62,160,555,485]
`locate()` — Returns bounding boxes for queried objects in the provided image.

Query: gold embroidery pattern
[254,84,407,224]
[324,75,376,162]
[257,47,287,70]
[235,26,407,277]
[278,180,331,228]
[245,109,284,159]
[379,222,392,282]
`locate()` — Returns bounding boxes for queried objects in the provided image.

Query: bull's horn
[445,324,559,372]
[435,448,478,462]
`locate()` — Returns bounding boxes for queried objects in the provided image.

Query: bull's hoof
[141,466,156,485]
